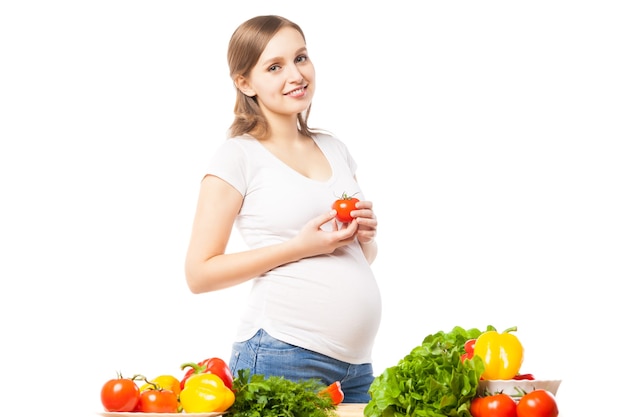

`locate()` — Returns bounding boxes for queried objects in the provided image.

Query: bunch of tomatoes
[101,373,181,413]
[470,389,559,417]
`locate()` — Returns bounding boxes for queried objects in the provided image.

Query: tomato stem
[513,386,528,397]
[337,191,359,200]
[133,375,163,391]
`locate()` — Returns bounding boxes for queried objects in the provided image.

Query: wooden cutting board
[336,403,366,417]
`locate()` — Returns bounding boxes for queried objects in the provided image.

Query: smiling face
[236,27,315,121]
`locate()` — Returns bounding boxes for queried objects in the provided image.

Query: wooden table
[336,404,366,417]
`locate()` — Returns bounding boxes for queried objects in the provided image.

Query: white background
[1,1,624,416]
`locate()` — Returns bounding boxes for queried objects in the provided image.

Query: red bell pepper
[180,357,233,390]
[319,381,344,405]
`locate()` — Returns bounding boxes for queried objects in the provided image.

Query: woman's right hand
[292,210,358,258]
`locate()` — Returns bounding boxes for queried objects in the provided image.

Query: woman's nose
[285,63,304,83]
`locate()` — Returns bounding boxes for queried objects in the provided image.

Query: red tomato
[137,389,179,413]
[100,375,140,412]
[472,394,517,417]
[517,389,559,417]
[319,381,344,405]
[332,193,359,223]
[470,396,485,417]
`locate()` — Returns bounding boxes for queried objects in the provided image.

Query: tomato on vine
[100,373,140,412]
[139,374,181,396]
[332,192,359,223]
[137,388,179,413]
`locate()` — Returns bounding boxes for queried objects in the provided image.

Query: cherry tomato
[319,381,344,405]
[137,389,179,413]
[513,373,535,380]
[472,394,517,417]
[100,375,140,412]
[332,192,359,223]
[517,389,559,417]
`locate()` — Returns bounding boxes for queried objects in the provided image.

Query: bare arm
[184,175,359,293]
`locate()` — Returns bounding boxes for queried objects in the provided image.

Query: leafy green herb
[364,326,490,417]
[229,368,337,417]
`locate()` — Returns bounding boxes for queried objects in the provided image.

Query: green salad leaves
[229,368,336,417]
[365,326,486,417]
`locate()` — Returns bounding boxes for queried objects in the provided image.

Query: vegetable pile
[364,325,559,417]
[100,357,235,414]
[364,326,485,417]
[99,355,342,415]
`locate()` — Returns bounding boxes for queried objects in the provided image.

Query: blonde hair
[227,15,317,140]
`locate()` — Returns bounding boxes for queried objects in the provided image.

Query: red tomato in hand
[472,394,517,417]
[100,375,140,412]
[517,389,559,417]
[137,389,179,413]
[332,193,359,223]
[320,381,344,405]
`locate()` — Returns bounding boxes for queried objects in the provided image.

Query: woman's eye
[268,64,280,72]
[296,55,308,63]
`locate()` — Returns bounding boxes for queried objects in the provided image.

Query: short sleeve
[206,139,249,196]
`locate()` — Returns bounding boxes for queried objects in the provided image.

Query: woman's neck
[262,111,301,142]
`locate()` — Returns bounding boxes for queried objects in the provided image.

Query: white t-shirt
[206,133,381,364]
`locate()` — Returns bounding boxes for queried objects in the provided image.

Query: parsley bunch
[229,369,336,417]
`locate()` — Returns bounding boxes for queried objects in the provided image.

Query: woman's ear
[234,75,255,97]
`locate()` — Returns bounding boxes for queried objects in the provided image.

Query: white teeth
[288,88,304,96]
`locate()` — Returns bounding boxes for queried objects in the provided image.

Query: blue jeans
[229,328,374,403]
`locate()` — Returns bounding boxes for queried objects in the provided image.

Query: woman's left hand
[351,200,377,245]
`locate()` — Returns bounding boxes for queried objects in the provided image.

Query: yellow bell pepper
[473,326,524,380]
[179,372,235,413]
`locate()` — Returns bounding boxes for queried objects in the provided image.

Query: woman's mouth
[285,86,306,97]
